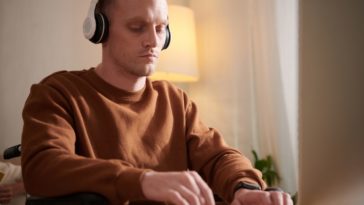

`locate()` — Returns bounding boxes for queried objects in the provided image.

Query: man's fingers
[167,190,189,205]
[0,191,12,204]
[234,189,271,204]
[0,191,12,198]
[270,191,283,205]
[269,191,293,205]
[180,171,205,205]
[141,171,215,205]
[182,171,201,195]
[189,171,215,205]
[283,192,293,205]
[177,185,202,205]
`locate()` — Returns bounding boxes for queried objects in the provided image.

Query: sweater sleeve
[21,83,147,205]
[184,97,267,203]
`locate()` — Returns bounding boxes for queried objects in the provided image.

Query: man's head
[87,0,170,79]
[94,0,170,49]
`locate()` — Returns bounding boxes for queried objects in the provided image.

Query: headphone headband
[83,0,170,49]
[83,0,99,40]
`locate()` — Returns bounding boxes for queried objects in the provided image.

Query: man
[21,0,292,204]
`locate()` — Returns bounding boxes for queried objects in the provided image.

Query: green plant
[252,150,280,187]
[252,150,297,205]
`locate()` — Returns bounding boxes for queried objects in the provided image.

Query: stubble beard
[127,63,157,78]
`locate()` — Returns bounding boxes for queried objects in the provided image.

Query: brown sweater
[21,68,265,204]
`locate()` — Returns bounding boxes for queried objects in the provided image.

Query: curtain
[248,0,298,194]
[189,0,298,194]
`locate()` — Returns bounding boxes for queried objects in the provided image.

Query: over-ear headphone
[83,0,171,50]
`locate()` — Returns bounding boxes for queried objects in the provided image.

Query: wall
[0,0,100,154]
[188,0,255,154]
[299,0,364,204]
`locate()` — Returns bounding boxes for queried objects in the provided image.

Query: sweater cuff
[114,168,149,203]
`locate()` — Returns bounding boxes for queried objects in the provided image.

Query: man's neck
[95,64,146,92]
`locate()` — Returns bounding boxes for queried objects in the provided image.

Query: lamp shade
[151,5,199,82]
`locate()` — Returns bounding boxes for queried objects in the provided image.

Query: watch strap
[233,181,261,193]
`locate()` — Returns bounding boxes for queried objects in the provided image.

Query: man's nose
[142,28,158,49]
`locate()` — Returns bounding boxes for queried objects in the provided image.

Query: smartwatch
[233,181,261,193]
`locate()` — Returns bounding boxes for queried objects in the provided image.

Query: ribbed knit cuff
[114,168,149,203]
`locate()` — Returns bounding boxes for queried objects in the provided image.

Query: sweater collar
[84,68,151,103]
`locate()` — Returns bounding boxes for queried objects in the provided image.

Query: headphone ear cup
[90,12,109,44]
[162,25,171,50]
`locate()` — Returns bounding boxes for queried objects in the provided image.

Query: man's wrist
[233,181,261,194]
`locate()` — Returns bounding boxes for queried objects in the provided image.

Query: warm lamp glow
[151,5,199,82]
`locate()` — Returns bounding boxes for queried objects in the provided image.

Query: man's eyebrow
[125,16,145,23]
[125,16,169,25]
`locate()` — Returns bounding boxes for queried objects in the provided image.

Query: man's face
[104,0,168,77]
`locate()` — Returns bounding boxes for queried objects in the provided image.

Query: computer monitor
[298,0,364,204]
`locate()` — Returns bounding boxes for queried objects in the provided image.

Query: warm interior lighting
[151,5,199,82]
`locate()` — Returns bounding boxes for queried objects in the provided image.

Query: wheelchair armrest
[3,144,21,159]
[26,192,108,205]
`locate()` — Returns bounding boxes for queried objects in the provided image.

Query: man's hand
[0,184,14,204]
[141,171,215,205]
[232,188,293,205]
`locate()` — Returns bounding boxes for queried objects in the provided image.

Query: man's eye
[156,25,166,33]
[129,26,144,32]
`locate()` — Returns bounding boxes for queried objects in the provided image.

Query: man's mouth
[140,53,158,58]
[140,53,159,62]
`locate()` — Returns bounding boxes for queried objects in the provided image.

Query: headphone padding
[163,25,171,50]
[90,13,109,44]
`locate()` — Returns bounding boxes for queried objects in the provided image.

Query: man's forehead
[112,0,168,20]
[114,0,168,10]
